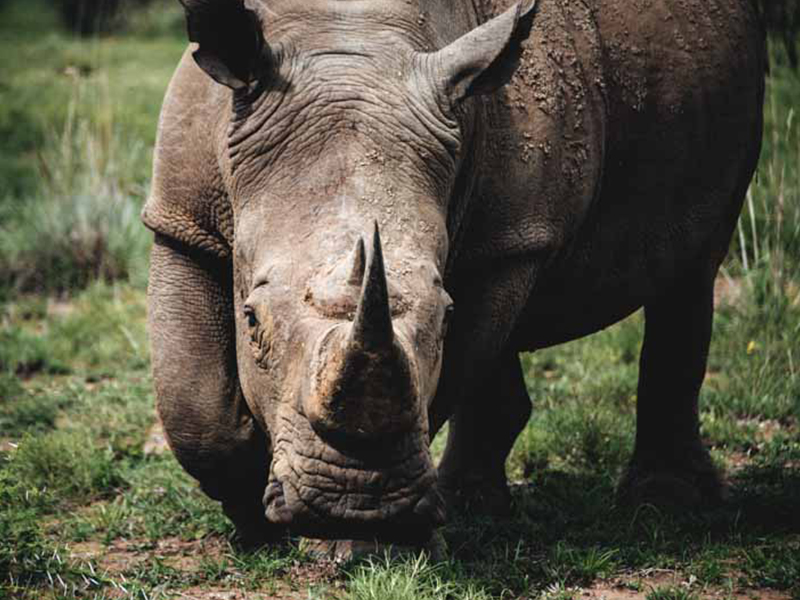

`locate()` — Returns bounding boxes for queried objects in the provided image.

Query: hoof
[440,477,513,518]
[617,460,726,511]
[223,499,284,550]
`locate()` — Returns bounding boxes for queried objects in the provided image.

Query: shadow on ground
[436,462,800,596]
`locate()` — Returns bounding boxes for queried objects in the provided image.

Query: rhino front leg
[148,235,274,546]
[431,258,538,516]
[437,352,532,516]
[619,266,723,507]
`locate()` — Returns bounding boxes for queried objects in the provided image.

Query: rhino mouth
[264,411,444,543]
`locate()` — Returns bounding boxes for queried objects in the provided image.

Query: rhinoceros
[143,0,765,546]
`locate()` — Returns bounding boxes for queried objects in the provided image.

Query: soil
[713,275,743,309]
[143,418,169,456]
[582,571,794,600]
[67,536,343,600]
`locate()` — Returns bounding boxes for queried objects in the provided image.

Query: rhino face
[180,0,537,540]
[235,222,451,540]
[229,45,455,540]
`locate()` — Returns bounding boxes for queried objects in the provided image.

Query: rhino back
[469,0,764,348]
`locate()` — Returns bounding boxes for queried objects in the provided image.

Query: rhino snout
[303,225,420,441]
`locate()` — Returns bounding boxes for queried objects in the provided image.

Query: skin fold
[144,0,765,544]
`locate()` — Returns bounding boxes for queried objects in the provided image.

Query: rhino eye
[244,306,258,328]
[443,303,455,329]
[244,303,272,368]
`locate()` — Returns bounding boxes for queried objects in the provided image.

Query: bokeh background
[0,1,798,599]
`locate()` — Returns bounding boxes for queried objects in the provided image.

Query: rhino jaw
[263,415,446,542]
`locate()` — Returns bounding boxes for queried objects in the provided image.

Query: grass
[343,554,491,600]
[1,0,799,598]
[0,0,183,296]
[1,285,795,595]
[0,90,152,293]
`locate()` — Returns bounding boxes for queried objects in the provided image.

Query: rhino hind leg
[618,265,723,509]
[437,352,532,517]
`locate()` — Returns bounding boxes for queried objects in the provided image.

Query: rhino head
[169,0,538,543]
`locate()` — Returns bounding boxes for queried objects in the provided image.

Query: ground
[2,278,799,599]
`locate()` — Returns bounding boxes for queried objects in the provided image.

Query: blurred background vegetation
[0,0,184,297]
[0,0,798,298]
[0,1,798,599]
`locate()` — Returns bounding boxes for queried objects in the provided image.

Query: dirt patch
[286,558,342,590]
[0,438,18,453]
[70,536,229,575]
[173,584,327,600]
[67,536,342,598]
[735,418,788,443]
[714,275,743,309]
[176,560,343,600]
[581,570,794,600]
[725,450,754,473]
[70,539,148,574]
[155,536,230,570]
[143,418,169,455]
[173,588,266,599]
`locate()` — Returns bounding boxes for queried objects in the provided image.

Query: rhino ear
[428,0,538,102]
[180,0,268,90]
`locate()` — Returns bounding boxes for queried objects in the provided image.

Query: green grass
[343,554,491,600]
[0,0,184,296]
[0,100,152,293]
[0,0,184,198]
[1,0,799,597]
[645,587,700,600]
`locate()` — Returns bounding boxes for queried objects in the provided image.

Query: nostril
[263,480,293,525]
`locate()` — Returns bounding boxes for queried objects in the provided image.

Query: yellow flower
[747,340,758,355]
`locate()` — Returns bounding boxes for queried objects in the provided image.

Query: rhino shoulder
[457,0,606,265]
[142,48,233,258]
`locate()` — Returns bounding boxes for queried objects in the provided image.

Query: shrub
[8,430,127,501]
[0,84,151,295]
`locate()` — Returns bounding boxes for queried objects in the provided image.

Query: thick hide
[144,0,765,543]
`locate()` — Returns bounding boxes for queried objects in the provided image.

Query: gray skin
[144,0,765,545]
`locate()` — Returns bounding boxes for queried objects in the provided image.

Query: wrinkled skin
[144,0,765,545]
